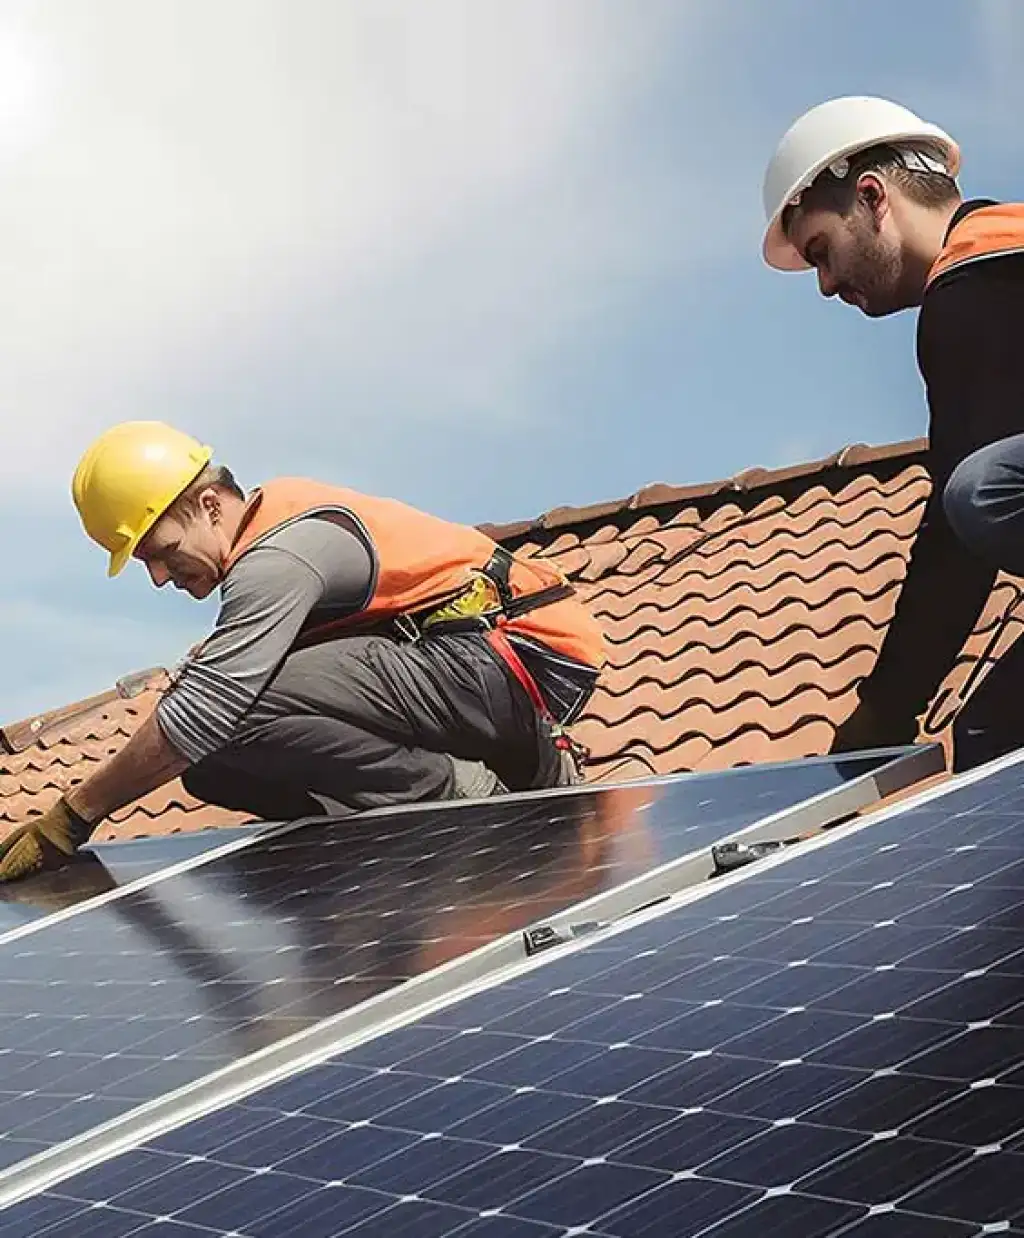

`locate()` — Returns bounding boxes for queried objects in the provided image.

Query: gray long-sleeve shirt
[156,514,375,763]
[158,509,601,764]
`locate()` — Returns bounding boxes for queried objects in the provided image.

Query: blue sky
[2,0,1023,721]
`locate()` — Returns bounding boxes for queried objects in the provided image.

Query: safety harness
[392,546,591,769]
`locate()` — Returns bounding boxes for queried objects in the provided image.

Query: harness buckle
[391,613,423,643]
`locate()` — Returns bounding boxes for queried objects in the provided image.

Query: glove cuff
[60,798,97,849]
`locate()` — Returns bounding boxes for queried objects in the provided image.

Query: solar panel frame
[2,742,1023,1234]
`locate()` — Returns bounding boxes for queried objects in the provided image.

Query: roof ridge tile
[480,437,928,543]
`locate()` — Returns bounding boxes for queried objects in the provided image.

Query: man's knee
[181,755,254,813]
[943,436,1024,568]
[182,752,326,820]
[950,642,1024,774]
[950,708,1024,774]
[951,710,994,773]
[180,758,224,806]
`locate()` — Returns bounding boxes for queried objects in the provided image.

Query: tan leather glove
[0,798,95,883]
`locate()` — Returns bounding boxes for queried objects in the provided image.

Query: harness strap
[488,622,590,769]
[487,622,550,716]
[481,546,575,619]
[407,546,576,634]
[394,546,589,765]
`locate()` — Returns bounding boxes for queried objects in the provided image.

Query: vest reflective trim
[926,203,1024,289]
[930,245,1024,282]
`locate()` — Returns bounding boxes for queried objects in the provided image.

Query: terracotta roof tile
[4,434,1017,844]
[485,436,1013,784]
[576,541,630,583]
[0,684,248,840]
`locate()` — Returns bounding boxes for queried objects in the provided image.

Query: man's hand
[830,697,919,754]
[0,799,94,883]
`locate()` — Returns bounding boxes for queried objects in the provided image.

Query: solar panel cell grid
[0,753,892,1175]
[4,754,1021,1235]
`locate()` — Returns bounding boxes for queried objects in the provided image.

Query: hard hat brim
[763,218,813,272]
[108,544,132,578]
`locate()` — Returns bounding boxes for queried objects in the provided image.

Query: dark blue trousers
[943,434,1024,771]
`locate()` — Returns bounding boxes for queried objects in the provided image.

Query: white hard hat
[762,96,960,271]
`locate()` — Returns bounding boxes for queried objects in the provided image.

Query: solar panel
[2,745,1019,1235]
[0,828,263,931]
[0,748,918,1178]
[0,751,883,939]
[1,746,912,944]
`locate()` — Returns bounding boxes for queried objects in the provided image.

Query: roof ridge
[481,436,929,543]
[0,668,168,756]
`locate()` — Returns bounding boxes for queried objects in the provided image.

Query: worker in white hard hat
[763,96,1024,770]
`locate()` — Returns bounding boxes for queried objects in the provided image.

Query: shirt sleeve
[156,514,375,764]
[856,259,1024,722]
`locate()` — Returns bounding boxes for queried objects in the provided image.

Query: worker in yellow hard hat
[762,96,1024,773]
[0,421,607,882]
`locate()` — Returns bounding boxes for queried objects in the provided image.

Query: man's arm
[154,514,373,766]
[0,516,375,881]
[836,259,1024,746]
[66,525,347,821]
[65,711,189,823]
[0,706,192,883]
[850,487,996,729]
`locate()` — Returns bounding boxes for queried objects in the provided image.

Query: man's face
[786,194,907,318]
[134,492,226,599]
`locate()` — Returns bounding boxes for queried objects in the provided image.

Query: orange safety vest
[926,202,1024,289]
[223,477,608,677]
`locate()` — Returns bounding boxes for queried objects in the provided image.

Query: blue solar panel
[0,828,262,931]
[4,752,1021,1235]
[0,750,900,1174]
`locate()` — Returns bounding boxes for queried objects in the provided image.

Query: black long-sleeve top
[858,198,1024,723]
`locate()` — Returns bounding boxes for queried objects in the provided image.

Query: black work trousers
[181,630,578,821]
[943,432,1024,771]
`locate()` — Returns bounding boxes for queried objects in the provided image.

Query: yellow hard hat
[71,421,213,577]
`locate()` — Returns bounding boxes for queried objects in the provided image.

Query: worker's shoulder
[926,195,1024,306]
[227,514,375,600]
[915,248,1024,424]
[920,244,1024,345]
[240,511,370,561]
[927,248,1024,296]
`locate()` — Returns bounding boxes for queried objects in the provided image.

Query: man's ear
[856,171,889,227]
[199,487,222,524]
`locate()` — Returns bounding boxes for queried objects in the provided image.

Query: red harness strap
[487,620,591,769]
[487,622,550,717]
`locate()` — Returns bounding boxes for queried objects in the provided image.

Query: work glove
[830,697,919,755]
[0,798,95,883]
